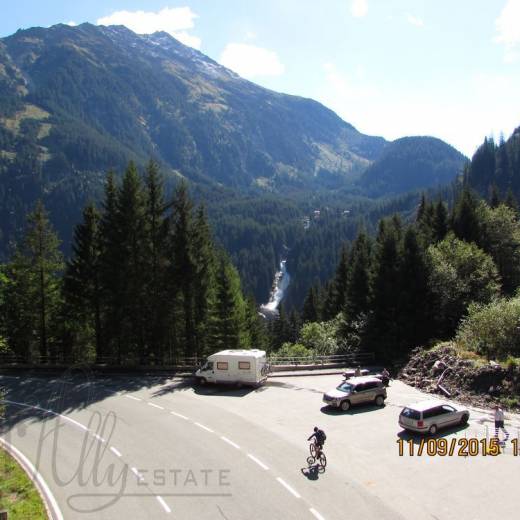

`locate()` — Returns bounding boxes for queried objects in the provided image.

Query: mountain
[0,22,388,195]
[358,136,466,196]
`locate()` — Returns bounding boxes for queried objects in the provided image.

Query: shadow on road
[0,369,181,435]
[192,384,262,398]
[320,404,386,416]
[301,464,322,480]
[396,422,470,443]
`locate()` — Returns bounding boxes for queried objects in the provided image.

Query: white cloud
[219,43,285,79]
[350,0,368,18]
[96,7,201,49]
[494,0,520,63]
[406,14,424,27]
[66,21,78,27]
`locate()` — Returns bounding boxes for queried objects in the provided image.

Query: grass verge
[0,447,48,519]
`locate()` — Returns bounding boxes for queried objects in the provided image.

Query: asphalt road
[1,372,519,520]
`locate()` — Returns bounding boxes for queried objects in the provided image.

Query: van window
[238,361,251,370]
[216,361,228,370]
[205,362,213,370]
[400,408,421,420]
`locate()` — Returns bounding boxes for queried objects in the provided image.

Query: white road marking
[171,411,189,420]
[125,395,142,401]
[93,433,106,443]
[157,495,171,513]
[148,402,164,410]
[194,422,214,433]
[221,436,240,449]
[110,446,122,457]
[309,507,326,520]
[0,436,64,520]
[276,477,301,498]
[131,467,145,481]
[247,453,269,470]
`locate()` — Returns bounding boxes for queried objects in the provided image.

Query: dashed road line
[93,433,106,443]
[110,446,122,458]
[247,453,269,470]
[221,436,240,449]
[276,477,301,498]
[148,402,164,410]
[157,495,171,513]
[309,507,326,520]
[125,395,142,401]
[171,411,189,420]
[194,422,214,433]
[131,467,145,482]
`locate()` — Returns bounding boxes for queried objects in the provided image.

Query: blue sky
[1,0,520,157]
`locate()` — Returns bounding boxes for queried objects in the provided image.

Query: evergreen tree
[450,188,481,244]
[169,181,197,358]
[301,285,320,323]
[432,199,448,242]
[98,170,122,361]
[344,230,371,320]
[192,205,217,357]
[5,201,63,362]
[397,227,432,351]
[209,256,248,351]
[63,203,102,362]
[368,218,402,359]
[143,160,169,363]
[116,161,148,362]
[489,184,501,209]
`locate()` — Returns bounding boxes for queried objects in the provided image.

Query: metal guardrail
[268,353,374,366]
[0,352,375,372]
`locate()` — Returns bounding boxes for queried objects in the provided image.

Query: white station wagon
[399,400,470,435]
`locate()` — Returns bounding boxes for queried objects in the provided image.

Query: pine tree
[169,182,197,358]
[143,160,169,363]
[301,285,320,323]
[63,203,102,362]
[116,161,148,362]
[397,227,432,351]
[5,201,63,362]
[368,218,402,360]
[345,231,371,320]
[432,199,448,242]
[98,170,122,361]
[192,205,217,357]
[209,256,247,351]
[450,188,481,244]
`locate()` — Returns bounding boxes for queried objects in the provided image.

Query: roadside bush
[299,320,339,356]
[271,342,313,360]
[456,295,520,360]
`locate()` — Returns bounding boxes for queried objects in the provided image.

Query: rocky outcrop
[399,343,520,410]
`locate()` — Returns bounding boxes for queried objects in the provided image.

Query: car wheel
[428,424,438,435]
[460,413,469,425]
[375,395,385,406]
[340,400,350,411]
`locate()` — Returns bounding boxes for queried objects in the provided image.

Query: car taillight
[417,420,424,427]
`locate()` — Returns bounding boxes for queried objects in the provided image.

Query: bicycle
[307,442,327,472]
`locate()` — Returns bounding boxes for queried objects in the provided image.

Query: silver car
[399,400,470,435]
[322,376,387,411]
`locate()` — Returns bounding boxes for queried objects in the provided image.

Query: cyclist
[308,426,326,457]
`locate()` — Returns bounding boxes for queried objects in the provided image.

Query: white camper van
[195,350,269,386]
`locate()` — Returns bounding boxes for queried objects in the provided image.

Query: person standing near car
[494,404,509,443]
